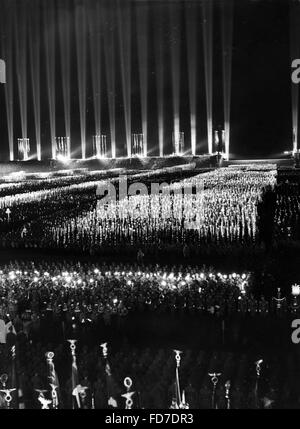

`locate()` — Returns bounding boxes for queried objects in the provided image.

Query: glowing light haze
[0,0,239,161]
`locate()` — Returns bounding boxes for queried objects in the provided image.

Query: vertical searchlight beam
[117,0,132,158]
[75,0,87,160]
[185,2,197,156]
[221,0,234,161]
[103,5,116,159]
[0,59,5,84]
[43,0,56,159]
[1,0,14,161]
[169,3,181,149]
[58,0,71,159]
[29,0,41,161]
[88,2,102,152]
[136,2,149,157]
[15,2,28,141]
[290,0,300,154]
[154,9,164,157]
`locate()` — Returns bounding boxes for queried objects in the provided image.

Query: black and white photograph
[0,0,299,415]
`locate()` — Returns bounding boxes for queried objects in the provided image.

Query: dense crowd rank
[0,261,298,410]
[0,261,296,342]
[0,262,252,322]
[34,169,277,250]
[0,167,285,254]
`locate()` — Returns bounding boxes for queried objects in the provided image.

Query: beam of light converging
[15,1,28,142]
[75,0,87,160]
[43,0,56,159]
[1,0,14,161]
[58,0,71,158]
[185,2,197,156]
[117,0,131,158]
[103,5,116,159]
[136,2,148,157]
[169,3,181,151]
[29,0,41,161]
[202,0,213,155]
[221,0,234,161]
[290,0,300,154]
[154,8,164,157]
[88,1,101,150]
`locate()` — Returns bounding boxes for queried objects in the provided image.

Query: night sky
[0,0,294,160]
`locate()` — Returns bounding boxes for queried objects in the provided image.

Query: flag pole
[11,345,18,408]
[101,342,118,408]
[208,372,221,409]
[122,377,135,409]
[100,342,110,406]
[173,350,182,407]
[254,359,263,409]
[68,339,79,409]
